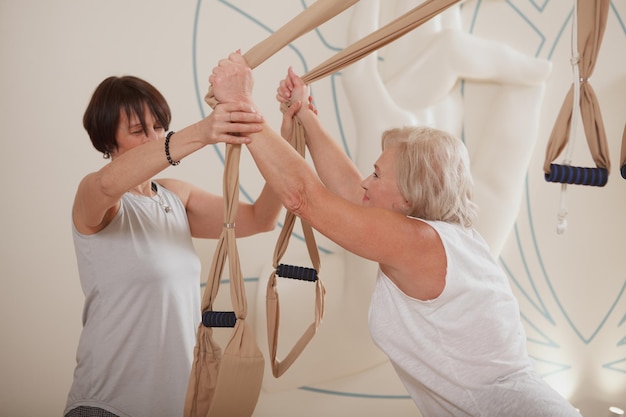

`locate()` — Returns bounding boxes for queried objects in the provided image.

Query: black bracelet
[165,131,180,166]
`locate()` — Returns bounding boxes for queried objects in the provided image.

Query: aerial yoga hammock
[183,1,461,416]
[543,0,610,234]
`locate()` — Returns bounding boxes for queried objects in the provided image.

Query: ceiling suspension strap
[185,2,360,416]
[542,0,611,234]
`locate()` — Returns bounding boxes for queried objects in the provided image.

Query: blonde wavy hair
[381,126,478,227]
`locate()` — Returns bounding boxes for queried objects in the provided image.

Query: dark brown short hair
[83,76,171,155]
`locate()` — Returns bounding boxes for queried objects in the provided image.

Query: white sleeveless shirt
[368,219,579,417]
[66,183,201,417]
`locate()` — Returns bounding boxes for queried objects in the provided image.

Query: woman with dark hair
[209,52,580,417]
[65,75,280,417]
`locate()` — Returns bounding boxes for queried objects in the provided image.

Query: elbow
[92,171,119,201]
[282,187,309,220]
[259,216,279,233]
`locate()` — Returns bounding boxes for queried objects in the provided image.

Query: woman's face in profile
[360,146,409,214]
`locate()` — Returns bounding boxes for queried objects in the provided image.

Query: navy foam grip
[202,311,236,328]
[621,164,626,179]
[545,163,608,187]
[276,264,318,282]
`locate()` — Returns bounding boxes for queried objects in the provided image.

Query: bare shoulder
[382,217,447,301]
[72,173,120,235]
[154,178,192,204]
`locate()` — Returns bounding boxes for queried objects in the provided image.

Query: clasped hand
[210,50,255,105]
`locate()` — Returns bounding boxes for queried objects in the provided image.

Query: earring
[103,151,111,159]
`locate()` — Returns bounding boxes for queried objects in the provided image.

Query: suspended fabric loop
[543,0,610,234]
[266,111,325,378]
[185,0,463,414]
[184,144,265,417]
[266,0,462,378]
[185,1,360,416]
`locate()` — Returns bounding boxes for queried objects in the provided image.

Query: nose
[145,127,160,141]
[361,176,371,190]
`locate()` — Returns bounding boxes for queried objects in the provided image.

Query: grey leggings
[65,406,120,417]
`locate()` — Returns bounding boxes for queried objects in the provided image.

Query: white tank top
[66,183,201,417]
[368,219,579,417]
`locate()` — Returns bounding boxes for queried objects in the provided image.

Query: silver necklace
[151,182,171,213]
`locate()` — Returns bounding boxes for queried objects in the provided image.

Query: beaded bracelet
[165,131,180,166]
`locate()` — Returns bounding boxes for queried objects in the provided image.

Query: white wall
[1,1,624,416]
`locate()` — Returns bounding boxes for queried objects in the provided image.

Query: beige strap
[541,0,610,233]
[185,145,264,417]
[543,0,610,174]
[265,0,462,378]
[185,2,359,416]
[266,115,325,378]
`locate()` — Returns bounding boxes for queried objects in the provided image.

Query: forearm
[246,120,318,217]
[235,182,283,236]
[296,108,363,202]
[97,123,205,198]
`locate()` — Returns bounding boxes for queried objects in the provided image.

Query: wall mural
[190,0,625,415]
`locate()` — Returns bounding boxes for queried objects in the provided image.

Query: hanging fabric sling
[184,2,360,417]
[265,119,324,378]
[185,0,462,415]
[543,0,610,233]
[267,0,462,378]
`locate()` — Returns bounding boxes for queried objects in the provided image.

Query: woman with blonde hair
[210,52,579,417]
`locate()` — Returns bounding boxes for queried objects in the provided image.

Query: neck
[129,181,153,197]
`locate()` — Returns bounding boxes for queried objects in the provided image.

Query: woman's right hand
[276,67,313,112]
[200,101,263,146]
[277,67,317,141]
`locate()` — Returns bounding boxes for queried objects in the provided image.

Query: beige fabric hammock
[184,0,461,416]
[543,0,610,232]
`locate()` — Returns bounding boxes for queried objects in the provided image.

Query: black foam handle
[202,311,236,328]
[276,263,318,282]
[621,164,626,179]
[545,163,608,187]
